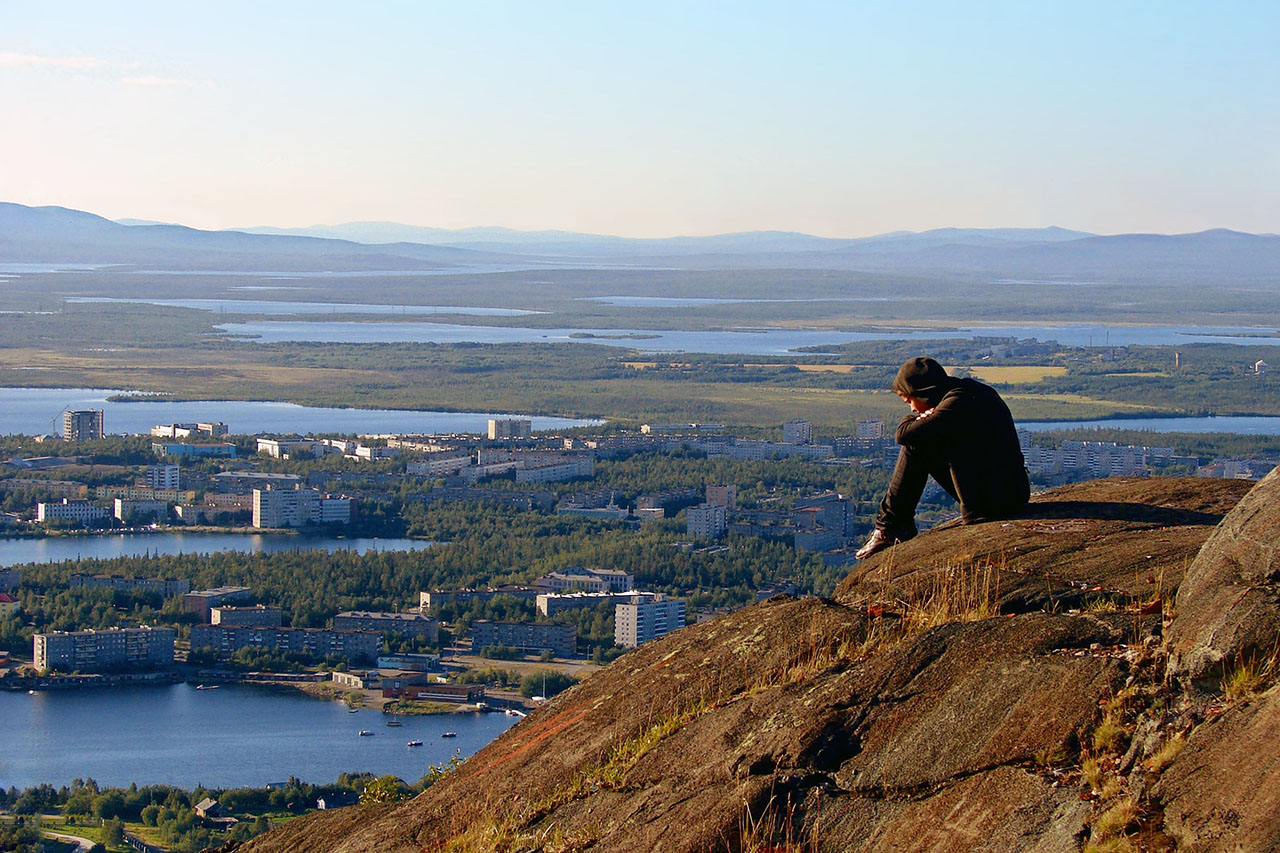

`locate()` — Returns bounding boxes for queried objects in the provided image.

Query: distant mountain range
[4,202,1279,283]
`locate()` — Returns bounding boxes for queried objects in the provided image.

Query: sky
[1,1,1277,238]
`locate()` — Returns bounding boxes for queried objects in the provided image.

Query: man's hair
[891,357,951,404]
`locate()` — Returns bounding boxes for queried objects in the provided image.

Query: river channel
[1,683,518,790]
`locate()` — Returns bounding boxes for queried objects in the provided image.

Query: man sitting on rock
[856,356,1030,559]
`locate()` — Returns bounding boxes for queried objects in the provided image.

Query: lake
[0,532,434,568]
[0,683,518,789]
[1020,416,1280,435]
[216,320,1280,353]
[0,387,601,436]
[64,296,541,317]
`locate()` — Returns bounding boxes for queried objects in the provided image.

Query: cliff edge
[228,474,1279,852]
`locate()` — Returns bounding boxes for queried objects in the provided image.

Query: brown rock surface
[1154,686,1280,851]
[1166,465,1280,683]
[836,477,1252,613]
[227,476,1280,853]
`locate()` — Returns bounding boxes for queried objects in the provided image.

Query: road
[43,830,97,851]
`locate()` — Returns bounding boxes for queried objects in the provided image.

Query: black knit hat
[891,357,950,404]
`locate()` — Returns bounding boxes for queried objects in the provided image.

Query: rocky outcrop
[229,475,1280,853]
[1166,465,1280,684]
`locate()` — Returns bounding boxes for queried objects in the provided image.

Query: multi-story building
[211,605,283,628]
[210,471,303,494]
[641,423,724,434]
[536,590,639,617]
[332,611,439,642]
[37,499,109,526]
[419,586,539,611]
[405,451,473,477]
[534,567,634,594]
[0,592,17,618]
[256,438,326,459]
[151,442,237,459]
[487,418,532,440]
[705,484,737,509]
[1,568,22,592]
[686,503,728,540]
[69,574,191,598]
[615,593,686,648]
[63,409,104,441]
[34,626,175,672]
[113,498,168,524]
[189,624,380,664]
[0,478,88,499]
[183,586,252,620]
[470,620,577,657]
[146,464,181,491]
[782,420,813,445]
[253,488,352,528]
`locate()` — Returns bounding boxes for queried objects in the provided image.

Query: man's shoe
[855,529,892,560]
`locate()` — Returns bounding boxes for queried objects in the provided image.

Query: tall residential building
[614,593,686,648]
[855,419,886,440]
[782,419,813,445]
[487,418,532,440]
[146,464,181,491]
[211,605,283,627]
[686,503,728,540]
[34,626,175,672]
[62,409,104,441]
[253,488,352,528]
[705,484,737,509]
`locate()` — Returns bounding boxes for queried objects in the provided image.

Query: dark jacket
[895,376,1029,522]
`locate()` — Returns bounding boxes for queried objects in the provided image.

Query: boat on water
[407,740,423,747]
[441,731,457,738]
[385,720,402,726]
[358,730,374,737]
[348,707,359,713]
[27,689,37,695]
[195,684,220,690]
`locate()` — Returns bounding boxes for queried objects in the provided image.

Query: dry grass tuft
[1145,732,1186,775]
[1084,798,1139,852]
[1220,649,1279,704]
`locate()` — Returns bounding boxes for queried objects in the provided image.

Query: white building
[855,419,886,440]
[615,593,686,648]
[782,420,812,445]
[488,418,532,440]
[686,503,728,540]
[146,464,181,491]
[253,488,352,528]
[406,451,473,477]
[113,498,168,523]
[37,499,109,526]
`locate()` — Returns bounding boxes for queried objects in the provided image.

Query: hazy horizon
[3,3,1277,238]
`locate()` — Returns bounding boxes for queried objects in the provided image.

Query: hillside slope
[227,474,1279,852]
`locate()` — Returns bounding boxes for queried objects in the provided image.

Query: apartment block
[782,419,813,445]
[419,586,539,611]
[0,567,19,592]
[253,488,352,528]
[69,574,191,598]
[536,590,638,617]
[151,442,237,459]
[487,418,532,440]
[470,620,577,657]
[146,464,181,491]
[34,626,175,672]
[210,471,303,494]
[37,499,109,526]
[615,593,686,648]
[332,611,439,642]
[405,451,472,477]
[211,605,283,628]
[63,409,104,441]
[705,484,737,509]
[114,498,168,523]
[686,503,728,540]
[189,624,380,664]
[534,567,634,594]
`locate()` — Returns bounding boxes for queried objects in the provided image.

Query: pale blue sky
[2,1,1276,236]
